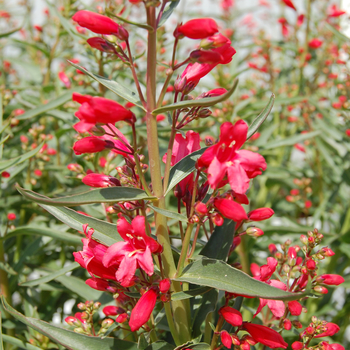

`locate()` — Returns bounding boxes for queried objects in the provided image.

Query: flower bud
[248,208,274,221]
[77,303,86,310]
[65,316,79,326]
[306,259,316,270]
[159,279,171,293]
[314,285,328,294]
[101,319,114,328]
[176,18,218,39]
[246,227,264,237]
[316,274,345,286]
[283,319,292,330]
[189,49,223,64]
[211,213,224,226]
[291,341,304,350]
[116,313,128,323]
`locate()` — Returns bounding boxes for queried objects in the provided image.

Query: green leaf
[174,257,304,301]
[326,22,350,43]
[0,261,17,275]
[148,204,188,222]
[0,310,3,350]
[1,335,42,350]
[0,24,22,38]
[16,91,79,120]
[153,79,238,115]
[171,286,212,301]
[20,262,80,287]
[200,219,235,261]
[158,0,181,27]
[68,62,145,110]
[261,130,321,150]
[1,226,81,245]
[144,342,174,350]
[17,185,156,207]
[39,205,121,246]
[165,147,207,196]
[0,134,10,146]
[0,142,44,172]
[107,12,153,31]
[1,297,138,350]
[247,94,275,139]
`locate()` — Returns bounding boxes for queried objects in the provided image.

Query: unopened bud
[90,125,106,136]
[246,227,264,237]
[101,319,114,328]
[313,285,328,294]
[77,303,86,310]
[93,302,101,310]
[292,320,303,329]
[74,327,87,334]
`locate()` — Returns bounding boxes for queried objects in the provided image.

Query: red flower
[103,216,162,287]
[190,49,223,64]
[72,10,120,35]
[314,322,340,338]
[214,198,248,222]
[73,137,113,155]
[328,5,346,17]
[129,289,157,331]
[198,120,266,194]
[58,71,71,88]
[248,208,274,221]
[87,37,116,53]
[219,306,243,327]
[242,322,288,349]
[220,330,232,348]
[177,18,218,39]
[103,305,124,316]
[159,279,171,293]
[309,38,323,49]
[7,213,16,221]
[288,300,302,316]
[85,277,117,293]
[282,0,296,11]
[73,93,133,133]
[316,274,345,286]
[292,342,303,350]
[82,173,120,188]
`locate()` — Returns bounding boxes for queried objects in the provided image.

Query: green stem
[145,5,190,344]
[210,315,224,350]
[237,235,250,274]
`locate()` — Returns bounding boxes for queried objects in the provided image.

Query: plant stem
[145,5,190,344]
[210,315,224,350]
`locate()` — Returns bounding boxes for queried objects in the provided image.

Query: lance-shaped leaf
[1,335,42,350]
[171,286,212,301]
[0,142,44,172]
[200,219,235,261]
[38,205,121,246]
[20,262,80,287]
[1,297,138,350]
[107,12,153,31]
[246,94,275,140]
[261,130,321,150]
[0,226,81,245]
[68,62,145,110]
[158,0,181,27]
[148,204,188,222]
[17,185,155,207]
[16,91,82,120]
[0,24,23,38]
[174,258,304,301]
[144,342,175,350]
[153,79,238,115]
[165,147,207,196]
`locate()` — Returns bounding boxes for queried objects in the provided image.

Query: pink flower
[316,274,345,286]
[73,137,113,155]
[177,18,218,39]
[309,38,323,49]
[242,322,288,348]
[103,216,162,287]
[248,208,274,221]
[282,0,296,11]
[73,93,133,133]
[219,306,243,326]
[221,0,234,10]
[129,289,157,331]
[214,198,248,222]
[72,10,120,36]
[82,173,120,188]
[198,121,267,194]
[58,71,71,88]
[7,213,16,221]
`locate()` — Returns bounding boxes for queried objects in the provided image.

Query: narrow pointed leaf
[0,24,22,38]
[200,219,235,261]
[165,147,207,196]
[107,12,153,31]
[247,94,275,139]
[1,335,42,350]
[153,79,238,115]
[0,226,81,245]
[145,342,174,350]
[17,185,155,207]
[262,130,321,150]
[174,258,305,301]
[0,142,44,172]
[148,204,188,222]
[0,261,17,275]
[39,205,121,246]
[20,262,80,287]
[68,62,145,110]
[171,286,212,301]
[16,91,81,120]
[158,0,180,27]
[1,297,138,350]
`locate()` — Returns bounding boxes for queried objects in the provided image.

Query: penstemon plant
[0,1,346,350]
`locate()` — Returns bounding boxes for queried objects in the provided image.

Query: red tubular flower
[190,49,223,64]
[72,10,120,35]
[129,289,157,331]
[220,330,233,348]
[73,93,133,133]
[159,279,171,293]
[58,71,71,88]
[282,0,296,11]
[309,38,323,49]
[248,208,274,221]
[201,33,231,49]
[314,322,340,338]
[103,216,162,287]
[288,300,302,316]
[85,277,117,293]
[73,137,113,155]
[102,305,125,316]
[198,120,266,194]
[329,344,345,350]
[291,342,303,350]
[316,274,345,286]
[214,198,248,222]
[82,173,120,188]
[87,37,116,53]
[219,306,243,327]
[177,18,218,39]
[328,5,346,17]
[242,322,288,349]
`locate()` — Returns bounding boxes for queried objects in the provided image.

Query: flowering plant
[0,1,348,350]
